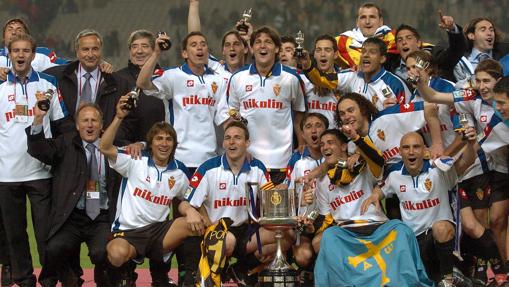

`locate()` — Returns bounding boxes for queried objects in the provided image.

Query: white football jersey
[316,167,388,226]
[0,70,68,182]
[452,90,506,175]
[302,76,338,129]
[186,155,269,227]
[110,151,189,231]
[144,63,229,168]
[382,160,456,235]
[369,102,426,166]
[286,148,328,215]
[228,63,306,169]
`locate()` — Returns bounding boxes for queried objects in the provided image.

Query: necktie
[85,143,100,220]
[81,72,92,105]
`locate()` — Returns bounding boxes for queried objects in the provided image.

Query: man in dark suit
[385,11,466,82]
[43,29,128,136]
[26,103,116,287]
[114,29,166,144]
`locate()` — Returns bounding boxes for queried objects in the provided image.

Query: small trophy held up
[36,89,54,111]
[459,113,469,140]
[124,87,140,111]
[407,56,430,85]
[295,30,304,58]
[236,8,252,33]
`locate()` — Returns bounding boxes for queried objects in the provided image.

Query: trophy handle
[245,182,260,223]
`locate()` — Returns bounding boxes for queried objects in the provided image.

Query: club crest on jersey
[377,129,385,141]
[480,115,487,123]
[219,182,226,190]
[424,178,432,192]
[245,85,252,92]
[187,80,194,87]
[400,185,406,192]
[168,176,175,189]
[273,84,281,96]
[145,176,151,183]
[211,82,218,94]
[7,94,14,102]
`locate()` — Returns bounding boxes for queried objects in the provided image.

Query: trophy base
[259,268,300,287]
[259,218,297,229]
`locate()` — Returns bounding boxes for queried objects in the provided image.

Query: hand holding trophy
[236,8,252,33]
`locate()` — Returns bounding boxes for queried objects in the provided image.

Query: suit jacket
[43,61,129,135]
[386,26,467,82]
[114,61,166,143]
[25,128,117,239]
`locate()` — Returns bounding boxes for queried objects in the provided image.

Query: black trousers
[0,179,52,286]
[46,208,110,286]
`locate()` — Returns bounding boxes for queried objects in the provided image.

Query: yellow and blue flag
[315,220,434,287]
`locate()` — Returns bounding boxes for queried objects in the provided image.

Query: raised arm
[99,95,131,163]
[415,68,454,105]
[453,126,479,176]
[424,102,444,159]
[188,0,201,32]
[136,34,168,90]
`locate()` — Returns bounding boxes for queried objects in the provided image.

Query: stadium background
[2,0,508,268]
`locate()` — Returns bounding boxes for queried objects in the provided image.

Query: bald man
[362,131,478,285]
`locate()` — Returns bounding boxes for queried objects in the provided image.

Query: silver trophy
[245,182,299,286]
[407,56,430,85]
[295,31,304,58]
[236,8,252,33]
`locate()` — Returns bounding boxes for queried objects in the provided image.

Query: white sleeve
[49,88,67,121]
[291,74,306,112]
[174,172,191,200]
[315,183,331,215]
[144,70,173,100]
[214,78,229,126]
[227,75,240,110]
[337,70,357,92]
[108,152,134,178]
[186,173,209,208]
[381,176,395,198]
[440,168,459,191]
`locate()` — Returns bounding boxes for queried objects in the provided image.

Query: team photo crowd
[1,0,509,286]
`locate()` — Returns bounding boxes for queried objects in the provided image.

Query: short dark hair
[221,30,247,49]
[475,58,503,80]
[358,3,382,18]
[300,112,329,130]
[3,18,30,37]
[182,31,207,51]
[75,103,103,125]
[250,26,281,49]
[464,17,502,52]
[320,129,348,145]
[314,34,338,52]
[8,34,36,53]
[396,24,421,41]
[336,92,378,127]
[146,122,178,161]
[362,37,387,56]
[128,29,155,50]
[493,76,509,97]
[281,35,297,48]
[224,121,250,140]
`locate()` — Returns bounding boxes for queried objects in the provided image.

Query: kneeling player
[311,128,433,287]
[100,96,195,286]
[362,131,478,285]
[180,121,295,285]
